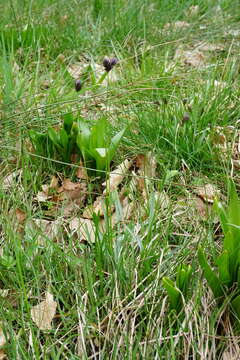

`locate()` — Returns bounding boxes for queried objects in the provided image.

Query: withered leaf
[15,208,26,224]
[31,292,57,331]
[194,184,220,203]
[69,218,96,243]
[103,159,132,194]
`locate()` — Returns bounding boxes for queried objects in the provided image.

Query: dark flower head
[103,56,118,72]
[75,79,82,92]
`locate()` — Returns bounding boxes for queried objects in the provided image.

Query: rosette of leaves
[198,182,240,318]
[76,117,126,176]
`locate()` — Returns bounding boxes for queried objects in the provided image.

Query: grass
[1,0,240,358]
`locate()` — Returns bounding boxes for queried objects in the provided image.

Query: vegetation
[0,0,240,358]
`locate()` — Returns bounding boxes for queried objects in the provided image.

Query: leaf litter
[31,292,57,331]
[30,153,173,244]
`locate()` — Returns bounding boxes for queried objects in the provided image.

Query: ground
[0,0,240,359]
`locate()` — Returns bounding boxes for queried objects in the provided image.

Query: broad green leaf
[48,127,61,148]
[63,113,74,134]
[216,250,231,286]
[90,118,107,149]
[228,181,240,228]
[60,128,69,150]
[198,247,223,299]
[162,277,182,311]
[89,148,107,172]
[77,122,91,149]
[108,127,126,163]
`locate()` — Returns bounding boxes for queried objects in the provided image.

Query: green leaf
[216,250,231,286]
[198,247,223,299]
[176,264,192,298]
[63,113,74,134]
[90,118,107,149]
[48,127,61,148]
[89,148,107,172]
[59,128,69,150]
[108,127,126,163]
[77,122,91,149]
[162,277,182,312]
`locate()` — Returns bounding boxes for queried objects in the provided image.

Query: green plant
[198,182,240,318]
[162,264,192,313]
[29,113,77,163]
[76,117,126,175]
[29,114,126,175]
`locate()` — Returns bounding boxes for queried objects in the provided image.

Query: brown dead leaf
[67,62,86,79]
[69,218,96,243]
[103,159,133,194]
[29,219,63,244]
[82,196,107,219]
[194,184,220,203]
[0,350,7,360]
[49,176,59,189]
[60,179,87,203]
[136,152,157,178]
[2,170,22,190]
[31,292,57,330]
[111,197,135,225]
[36,191,50,202]
[193,196,209,219]
[174,47,205,67]
[15,208,26,224]
[76,161,88,180]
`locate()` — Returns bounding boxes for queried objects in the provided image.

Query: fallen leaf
[29,219,63,244]
[174,47,205,67]
[36,191,50,202]
[2,170,22,190]
[82,196,107,218]
[0,350,7,360]
[67,62,86,79]
[102,159,133,194]
[15,208,26,224]
[31,292,57,330]
[49,176,59,189]
[193,196,209,219]
[69,218,96,243]
[194,184,220,203]
[76,161,88,180]
[60,179,87,203]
